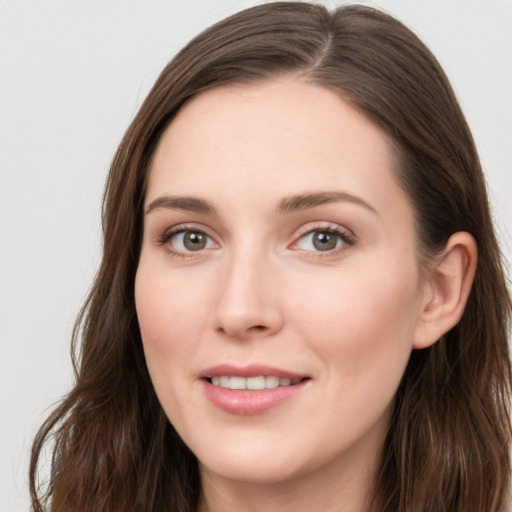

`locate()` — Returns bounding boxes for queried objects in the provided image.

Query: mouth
[200,365,310,414]
[207,375,307,390]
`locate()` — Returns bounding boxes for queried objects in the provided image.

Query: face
[135,79,427,488]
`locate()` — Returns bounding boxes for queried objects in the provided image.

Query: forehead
[157,79,394,166]
[146,79,412,231]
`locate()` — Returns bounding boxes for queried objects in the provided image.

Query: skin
[135,79,476,512]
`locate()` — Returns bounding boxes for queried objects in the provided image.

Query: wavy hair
[30,3,511,511]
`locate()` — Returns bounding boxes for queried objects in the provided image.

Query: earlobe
[413,232,477,350]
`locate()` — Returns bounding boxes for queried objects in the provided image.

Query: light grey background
[1,1,511,510]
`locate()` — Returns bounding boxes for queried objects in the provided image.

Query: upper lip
[200,364,307,380]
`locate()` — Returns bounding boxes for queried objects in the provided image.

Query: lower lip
[202,379,308,415]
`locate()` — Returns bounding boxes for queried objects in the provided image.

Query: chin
[198,455,306,486]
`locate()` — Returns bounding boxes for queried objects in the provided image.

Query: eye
[293,227,354,253]
[159,226,217,254]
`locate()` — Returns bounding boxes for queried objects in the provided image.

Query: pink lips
[200,364,309,415]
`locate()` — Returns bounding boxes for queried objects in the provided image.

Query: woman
[30,2,511,511]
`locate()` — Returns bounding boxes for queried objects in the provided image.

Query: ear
[413,232,477,350]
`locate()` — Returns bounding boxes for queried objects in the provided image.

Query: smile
[201,365,310,414]
[210,376,303,390]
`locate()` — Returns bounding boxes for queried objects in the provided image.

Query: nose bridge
[213,240,281,339]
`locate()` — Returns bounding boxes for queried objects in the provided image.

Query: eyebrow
[145,190,377,216]
[276,191,377,215]
[145,196,216,215]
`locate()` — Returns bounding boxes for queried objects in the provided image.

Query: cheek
[135,263,215,434]
[292,261,421,384]
[135,264,208,376]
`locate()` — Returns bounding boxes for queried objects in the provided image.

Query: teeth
[265,376,279,388]
[247,376,265,390]
[210,376,301,390]
[229,376,246,390]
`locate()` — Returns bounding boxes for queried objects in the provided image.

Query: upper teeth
[210,376,301,390]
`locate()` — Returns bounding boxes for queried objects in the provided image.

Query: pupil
[184,232,206,251]
[313,232,336,251]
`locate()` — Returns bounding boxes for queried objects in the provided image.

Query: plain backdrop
[1,1,511,510]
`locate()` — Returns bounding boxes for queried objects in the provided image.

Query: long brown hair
[30,3,511,511]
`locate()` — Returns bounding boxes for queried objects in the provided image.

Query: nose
[212,248,283,340]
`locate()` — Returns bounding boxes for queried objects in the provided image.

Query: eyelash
[156,222,356,258]
[291,224,356,256]
[157,223,217,259]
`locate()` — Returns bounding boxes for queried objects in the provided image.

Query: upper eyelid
[293,221,355,239]
[156,223,218,244]
[161,222,214,236]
